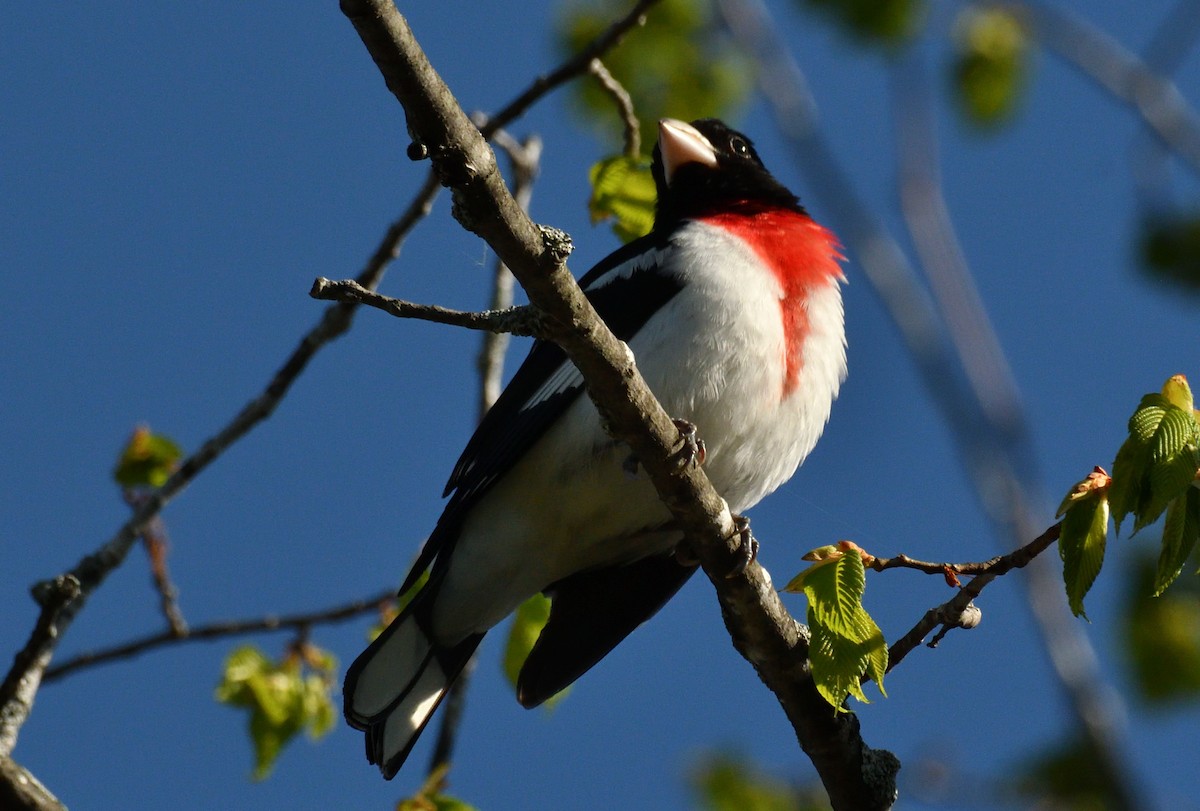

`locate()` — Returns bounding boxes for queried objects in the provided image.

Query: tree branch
[41,589,397,683]
[588,59,641,157]
[882,522,1062,672]
[310,277,542,336]
[338,2,897,807]
[0,0,654,769]
[473,0,662,139]
[0,170,439,760]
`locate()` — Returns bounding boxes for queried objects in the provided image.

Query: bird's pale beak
[658,118,718,184]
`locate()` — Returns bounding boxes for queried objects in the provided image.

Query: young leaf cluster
[783,542,887,708]
[112,425,183,489]
[952,7,1030,128]
[559,0,750,150]
[214,643,337,779]
[588,155,657,243]
[1058,375,1200,617]
[502,593,569,708]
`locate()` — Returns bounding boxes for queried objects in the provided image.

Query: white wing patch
[519,360,584,414]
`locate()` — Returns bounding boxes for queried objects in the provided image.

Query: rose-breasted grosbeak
[344,118,846,778]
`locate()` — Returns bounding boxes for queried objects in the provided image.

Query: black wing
[398,229,685,592]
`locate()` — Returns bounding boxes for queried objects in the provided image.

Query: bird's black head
[651,118,804,225]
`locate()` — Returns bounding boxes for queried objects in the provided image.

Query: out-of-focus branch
[589,59,641,157]
[718,1,1146,808]
[429,129,542,776]
[339,2,898,807]
[40,589,397,683]
[1130,0,1200,209]
[996,0,1200,177]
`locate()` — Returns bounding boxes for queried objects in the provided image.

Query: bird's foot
[725,515,758,578]
[672,419,706,469]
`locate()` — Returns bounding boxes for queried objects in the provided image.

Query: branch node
[30,575,80,613]
[538,225,574,263]
[406,140,429,161]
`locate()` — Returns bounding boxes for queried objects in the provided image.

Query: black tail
[343,593,482,779]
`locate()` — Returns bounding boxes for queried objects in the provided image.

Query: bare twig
[124,491,188,636]
[884,516,1050,675]
[0,0,670,798]
[339,3,897,807]
[42,589,396,682]
[430,130,543,775]
[473,0,662,139]
[0,171,441,763]
[871,520,1061,579]
[589,59,641,157]
[718,2,1146,808]
[310,277,542,336]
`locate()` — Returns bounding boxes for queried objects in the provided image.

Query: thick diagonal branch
[338,2,897,807]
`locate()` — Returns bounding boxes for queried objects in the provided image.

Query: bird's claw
[725,515,758,578]
[672,419,706,469]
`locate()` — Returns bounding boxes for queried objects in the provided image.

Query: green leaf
[800,0,926,44]
[502,594,568,708]
[795,549,887,707]
[1058,490,1110,618]
[1110,384,1200,535]
[1109,437,1148,536]
[112,425,183,488]
[952,7,1029,128]
[1124,554,1200,703]
[1155,487,1200,595]
[560,0,751,150]
[1141,212,1200,291]
[1015,736,1112,809]
[588,155,657,243]
[1162,374,1196,414]
[215,643,337,780]
[691,751,830,811]
[398,763,481,811]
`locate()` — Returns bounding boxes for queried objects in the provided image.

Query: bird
[343,117,847,779]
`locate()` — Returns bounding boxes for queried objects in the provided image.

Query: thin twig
[0,171,440,760]
[429,130,543,775]
[124,490,188,636]
[589,59,641,157]
[309,277,542,336]
[42,589,397,682]
[474,0,662,139]
[884,522,1061,673]
[872,521,1062,578]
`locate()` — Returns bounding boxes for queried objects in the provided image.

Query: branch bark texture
[339,1,897,807]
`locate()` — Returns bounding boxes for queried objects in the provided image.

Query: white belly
[431,222,845,642]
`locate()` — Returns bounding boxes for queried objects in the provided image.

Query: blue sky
[4,2,1199,809]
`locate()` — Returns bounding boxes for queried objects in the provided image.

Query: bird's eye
[729,136,750,157]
